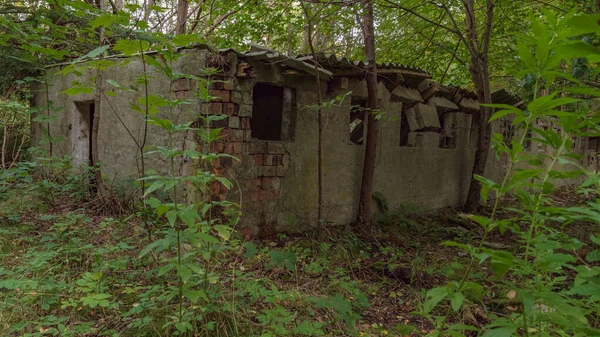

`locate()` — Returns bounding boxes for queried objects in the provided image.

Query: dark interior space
[349,97,366,145]
[251,83,284,141]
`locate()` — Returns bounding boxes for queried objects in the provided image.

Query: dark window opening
[88,103,95,166]
[350,98,366,145]
[74,101,96,192]
[251,83,296,141]
[588,137,600,151]
[399,110,410,146]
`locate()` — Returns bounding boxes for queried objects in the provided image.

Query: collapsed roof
[224,44,522,110]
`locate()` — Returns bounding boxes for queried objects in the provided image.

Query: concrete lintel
[405,103,440,131]
[459,97,480,113]
[428,96,459,113]
[391,85,424,104]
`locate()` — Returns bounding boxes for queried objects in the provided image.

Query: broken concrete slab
[417,79,440,100]
[405,103,440,131]
[443,112,472,130]
[428,96,458,114]
[441,112,473,149]
[390,86,423,104]
[459,97,479,113]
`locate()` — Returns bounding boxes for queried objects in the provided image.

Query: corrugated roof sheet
[300,53,430,75]
[221,45,430,79]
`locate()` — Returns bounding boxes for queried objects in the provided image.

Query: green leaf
[172,34,205,47]
[464,214,491,230]
[423,286,449,313]
[243,242,258,259]
[144,181,164,196]
[185,231,219,246]
[178,265,192,282]
[214,225,233,241]
[451,292,464,312]
[183,288,208,303]
[484,249,515,278]
[178,206,200,227]
[174,322,191,333]
[586,249,600,262]
[481,327,516,337]
[113,39,147,56]
[488,110,515,123]
[91,14,117,28]
[267,250,297,271]
[74,45,109,62]
[215,176,233,189]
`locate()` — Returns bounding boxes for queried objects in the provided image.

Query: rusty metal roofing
[220,45,430,79]
[221,46,334,78]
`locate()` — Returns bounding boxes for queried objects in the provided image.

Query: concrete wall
[32,47,586,235]
[32,49,210,188]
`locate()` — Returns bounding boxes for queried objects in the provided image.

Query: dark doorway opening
[88,103,95,166]
[75,101,96,192]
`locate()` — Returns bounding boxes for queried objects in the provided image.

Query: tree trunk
[176,0,188,34]
[357,0,379,227]
[92,0,107,196]
[462,0,494,212]
[299,1,324,232]
[464,55,493,211]
[143,0,155,22]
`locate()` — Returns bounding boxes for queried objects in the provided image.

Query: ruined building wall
[32,48,588,236]
[31,50,210,186]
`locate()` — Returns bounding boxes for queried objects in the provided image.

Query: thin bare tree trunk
[357,0,379,227]
[8,130,26,169]
[300,1,324,233]
[43,72,53,157]
[92,0,107,196]
[464,57,493,211]
[143,0,155,22]
[176,0,188,34]
[2,120,8,169]
[463,0,494,211]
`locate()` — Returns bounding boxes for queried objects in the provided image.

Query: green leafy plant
[421,12,600,337]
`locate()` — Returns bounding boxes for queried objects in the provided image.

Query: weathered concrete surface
[31,49,208,185]
[459,97,479,113]
[390,86,423,104]
[405,103,440,131]
[407,132,440,148]
[428,96,458,113]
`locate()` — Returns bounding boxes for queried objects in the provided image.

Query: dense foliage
[1,0,600,336]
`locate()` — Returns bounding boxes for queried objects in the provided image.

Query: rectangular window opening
[588,136,600,151]
[350,98,366,145]
[399,109,410,146]
[251,83,296,141]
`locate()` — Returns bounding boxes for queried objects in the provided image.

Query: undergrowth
[0,163,445,337]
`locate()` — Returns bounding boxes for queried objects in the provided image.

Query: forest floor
[0,184,595,337]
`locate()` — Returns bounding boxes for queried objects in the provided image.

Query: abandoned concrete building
[30,45,591,235]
